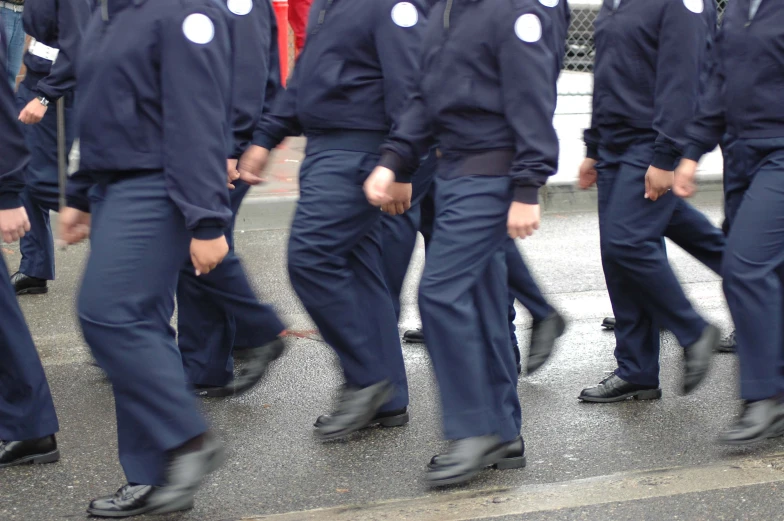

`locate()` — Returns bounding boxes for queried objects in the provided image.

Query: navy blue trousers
[15,83,75,280]
[287,147,407,412]
[382,153,551,360]
[720,138,784,401]
[381,151,437,321]
[597,139,724,387]
[419,174,520,442]
[177,180,285,387]
[0,253,59,441]
[78,173,208,486]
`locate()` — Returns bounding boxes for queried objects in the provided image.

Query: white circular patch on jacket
[183,13,215,44]
[391,2,418,27]
[683,0,704,14]
[515,14,542,43]
[227,0,253,16]
[539,0,559,7]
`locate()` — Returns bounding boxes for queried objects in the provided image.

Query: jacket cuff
[378,151,411,183]
[251,132,279,151]
[66,196,90,213]
[513,185,540,205]
[683,144,707,163]
[192,225,226,241]
[585,144,599,161]
[0,192,23,210]
[652,150,680,171]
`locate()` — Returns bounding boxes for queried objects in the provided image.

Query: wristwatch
[37,96,51,107]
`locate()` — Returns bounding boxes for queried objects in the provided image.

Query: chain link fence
[562,0,729,95]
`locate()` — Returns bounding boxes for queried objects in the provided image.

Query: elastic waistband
[438,149,514,178]
[305,130,386,156]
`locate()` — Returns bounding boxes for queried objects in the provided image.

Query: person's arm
[34,0,92,101]
[0,65,28,210]
[682,28,726,162]
[651,0,714,170]
[251,56,303,150]
[499,4,560,204]
[161,5,233,239]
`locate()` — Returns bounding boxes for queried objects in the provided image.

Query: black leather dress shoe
[718,399,784,446]
[152,434,226,515]
[601,317,616,330]
[427,435,525,487]
[403,328,425,344]
[429,436,526,472]
[193,338,286,398]
[527,312,567,375]
[314,407,409,429]
[716,330,737,354]
[87,484,166,518]
[579,373,662,403]
[10,272,47,295]
[682,324,720,394]
[0,435,59,468]
[315,381,394,441]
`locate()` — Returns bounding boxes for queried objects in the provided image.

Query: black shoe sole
[715,345,736,354]
[427,449,526,488]
[601,319,615,330]
[0,448,60,469]
[718,418,784,447]
[87,499,195,518]
[403,337,425,344]
[314,410,409,429]
[15,286,48,296]
[578,388,662,403]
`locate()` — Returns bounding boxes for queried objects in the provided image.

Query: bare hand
[18,98,48,125]
[381,182,412,215]
[237,145,269,185]
[673,159,699,198]
[58,207,91,246]
[227,158,240,190]
[507,202,540,239]
[190,236,229,276]
[0,207,31,243]
[578,158,598,190]
[364,167,396,206]
[644,166,674,201]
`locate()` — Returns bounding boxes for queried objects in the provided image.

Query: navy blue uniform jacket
[66,0,233,240]
[378,0,569,204]
[584,0,717,171]
[0,23,30,210]
[251,0,429,151]
[225,0,282,159]
[22,0,93,101]
[684,0,784,160]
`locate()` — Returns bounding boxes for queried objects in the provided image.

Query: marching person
[238,0,429,439]
[12,0,90,295]
[365,0,568,486]
[577,0,723,403]
[398,0,570,376]
[0,19,60,471]
[59,0,232,516]
[176,0,287,399]
[674,0,784,445]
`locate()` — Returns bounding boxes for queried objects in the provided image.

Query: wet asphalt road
[2,200,784,521]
